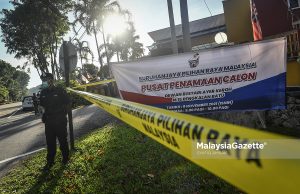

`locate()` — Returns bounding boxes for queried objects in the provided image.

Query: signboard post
[60,41,77,150]
[59,41,78,73]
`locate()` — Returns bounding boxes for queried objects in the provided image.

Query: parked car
[22,96,34,111]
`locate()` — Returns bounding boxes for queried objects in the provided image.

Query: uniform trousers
[44,114,69,163]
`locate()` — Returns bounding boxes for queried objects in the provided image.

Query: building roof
[148,13,225,42]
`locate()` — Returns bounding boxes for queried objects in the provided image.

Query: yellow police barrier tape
[72,79,115,89]
[68,88,300,194]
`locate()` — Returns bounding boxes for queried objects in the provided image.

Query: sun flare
[103,14,127,36]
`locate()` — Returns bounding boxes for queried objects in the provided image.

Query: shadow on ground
[25,164,66,194]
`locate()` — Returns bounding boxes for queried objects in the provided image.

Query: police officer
[32,93,38,115]
[40,73,70,170]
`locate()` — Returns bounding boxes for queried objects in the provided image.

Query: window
[289,0,300,9]
[22,96,32,102]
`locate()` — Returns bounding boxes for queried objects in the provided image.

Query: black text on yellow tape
[68,88,300,194]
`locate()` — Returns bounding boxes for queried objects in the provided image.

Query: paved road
[0,103,115,178]
[0,102,22,119]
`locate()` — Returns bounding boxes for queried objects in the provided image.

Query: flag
[250,0,263,41]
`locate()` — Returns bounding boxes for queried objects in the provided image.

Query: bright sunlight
[103,13,127,36]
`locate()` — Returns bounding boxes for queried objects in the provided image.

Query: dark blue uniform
[40,86,70,164]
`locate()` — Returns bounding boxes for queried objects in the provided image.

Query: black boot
[43,162,54,171]
[62,157,69,165]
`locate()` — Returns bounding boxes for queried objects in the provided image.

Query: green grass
[0,122,241,194]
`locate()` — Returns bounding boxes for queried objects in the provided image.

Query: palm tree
[99,36,115,64]
[73,0,120,70]
[120,22,144,61]
[99,21,144,63]
[102,34,122,62]
[73,38,94,65]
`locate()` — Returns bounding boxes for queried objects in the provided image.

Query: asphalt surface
[0,102,22,119]
[0,103,115,178]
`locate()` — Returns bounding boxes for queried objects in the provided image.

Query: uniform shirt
[40,86,70,116]
[32,95,38,105]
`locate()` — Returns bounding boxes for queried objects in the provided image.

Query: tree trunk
[50,45,56,80]
[92,22,103,69]
[32,59,42,77]
[33,61,41,78]
[38,49,48,73]
[117,51,120,62]
[79,48,83,66]
[54,36,60,80]
[101,25,110,67]
[54,62,60,80]
[51,53,55,78]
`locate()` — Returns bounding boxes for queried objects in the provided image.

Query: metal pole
[167,0,178,54]
[63,41,75,150]
[179,0,192,52]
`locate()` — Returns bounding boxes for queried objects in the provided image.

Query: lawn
[0,121,241,194]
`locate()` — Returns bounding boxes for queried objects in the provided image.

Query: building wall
[157,34,216,48]
[222,0,253,43]
[287,60,300,86]
[223,0,300,86]
[223,0,293,41]
[252,0,299,86]
[253,0,293,37]
[151,34,216,56]
[190,34,216,46]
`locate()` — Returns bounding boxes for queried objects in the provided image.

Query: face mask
[41,81,48,89]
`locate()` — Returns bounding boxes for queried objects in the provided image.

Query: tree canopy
[82,63,99,79]
[73,1,144,67]
[0,0,72,78]
[100,21,144,63]
[0,60,30,102]
[0,0,145,85]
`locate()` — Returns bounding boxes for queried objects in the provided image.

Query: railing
[286,29,300,58]
[267,29,300,59]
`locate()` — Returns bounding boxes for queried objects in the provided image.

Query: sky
[0,0,224,88]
